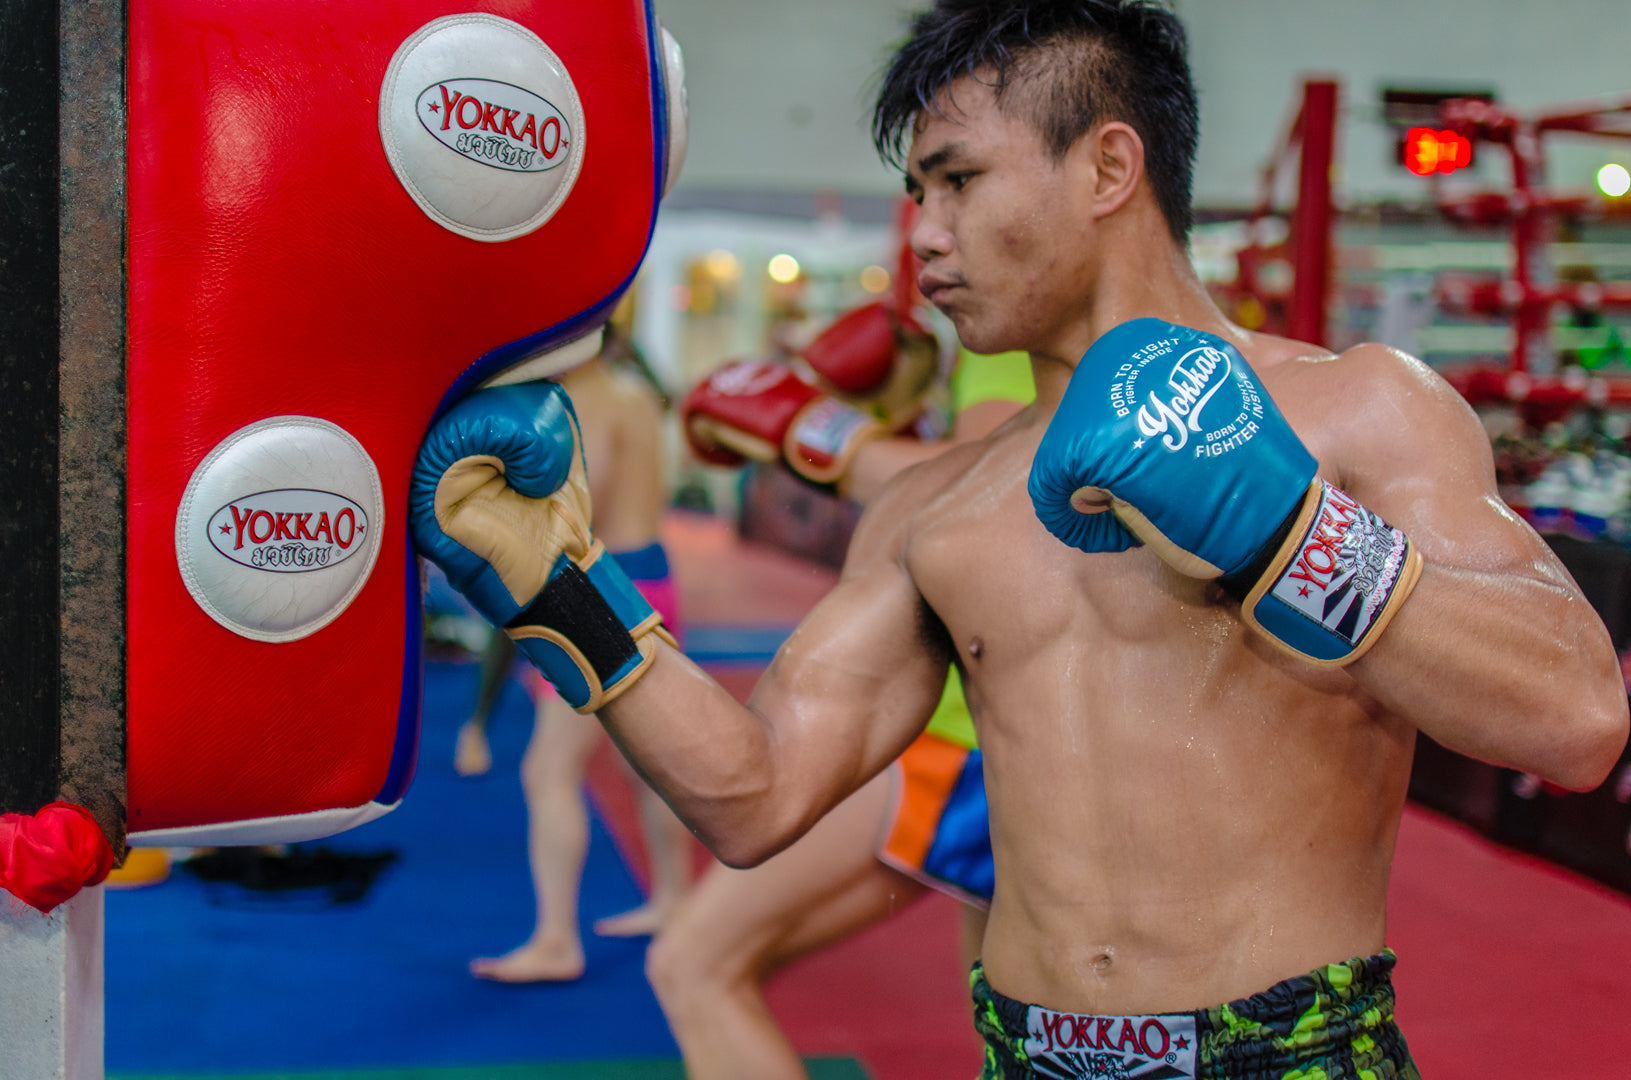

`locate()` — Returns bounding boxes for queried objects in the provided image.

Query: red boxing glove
[0,802,116,914]
[800,302,939,432]
[802,302,904,395]
[682,360,885,487]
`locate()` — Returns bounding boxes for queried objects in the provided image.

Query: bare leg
[594,762,699,937]
[452,719,492,778]
[470,692,602,982]
[646,771,927,1080]
[453,633,516,777]
[959,904,989,972]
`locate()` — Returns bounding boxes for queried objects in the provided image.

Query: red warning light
[1404,127,1473,176]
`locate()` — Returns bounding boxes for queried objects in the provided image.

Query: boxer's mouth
[918,270,965,303]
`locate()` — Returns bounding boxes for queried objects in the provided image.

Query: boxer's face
[904,74,1100,358]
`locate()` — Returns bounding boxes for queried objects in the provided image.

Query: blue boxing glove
[1029,319,1421,666]
[410,382,674,711]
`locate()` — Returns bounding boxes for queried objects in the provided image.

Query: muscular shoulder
[843,416,1035,578]
[1271,342,1493,497]
[841,438,997,573]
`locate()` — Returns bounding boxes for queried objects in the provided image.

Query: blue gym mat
[106,659,677,1073]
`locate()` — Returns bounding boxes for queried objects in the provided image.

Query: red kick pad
[125,0,682,844]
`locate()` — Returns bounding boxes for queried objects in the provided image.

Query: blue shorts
[877,732,992,906]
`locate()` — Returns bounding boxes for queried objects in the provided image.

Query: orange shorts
[877,732,992,906]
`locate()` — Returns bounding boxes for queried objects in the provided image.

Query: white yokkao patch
[379,13,585,242]
[658,24,688,195]
[176,417,385,642]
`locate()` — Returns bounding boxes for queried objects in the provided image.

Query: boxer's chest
[904,454,1232,672]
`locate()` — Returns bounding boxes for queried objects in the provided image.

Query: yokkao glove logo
[177,418,384,643]
[1269,483,1412,643]
[1108,335,1268,460]
[380,14,585,242]
[1139,344,1231,451]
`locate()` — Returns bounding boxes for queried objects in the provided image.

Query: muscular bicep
[747,496,954,813]
[1334,351,1564,584]
[1315,348,1625,786]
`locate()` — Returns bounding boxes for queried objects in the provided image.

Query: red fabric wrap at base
[0,803,115,914]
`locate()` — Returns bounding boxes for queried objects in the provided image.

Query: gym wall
[655,0,1629,205]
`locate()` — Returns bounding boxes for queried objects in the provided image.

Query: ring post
[1,0,127,1075]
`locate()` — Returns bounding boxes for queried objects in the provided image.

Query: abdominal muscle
[955,557,1414,1016]
[894,411,1417,1015]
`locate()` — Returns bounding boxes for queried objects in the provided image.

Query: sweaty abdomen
[969,605,1402,1014]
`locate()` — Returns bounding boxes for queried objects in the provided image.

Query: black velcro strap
[1219,499,1303,603]
[505,561,638,684]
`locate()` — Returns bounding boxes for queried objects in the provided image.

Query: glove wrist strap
[1218,499,1305,603]
[506,541,671,712]
[784,398,885,488]
[1238,480,1423,666]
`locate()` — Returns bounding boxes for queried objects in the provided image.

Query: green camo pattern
[972,951,1422,1080]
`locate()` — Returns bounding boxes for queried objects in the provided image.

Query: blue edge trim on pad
[375,0,673,809]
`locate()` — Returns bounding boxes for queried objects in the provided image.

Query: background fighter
[657,311,1029,1079]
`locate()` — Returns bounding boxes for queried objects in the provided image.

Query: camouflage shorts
[971,950,1422,1080]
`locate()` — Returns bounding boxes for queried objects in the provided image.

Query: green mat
[111,1058,870,1080]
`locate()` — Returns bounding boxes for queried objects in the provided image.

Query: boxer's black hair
[872,0,1198,242]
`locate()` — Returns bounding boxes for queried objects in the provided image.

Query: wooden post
[1,0,126,1074]
[56,0,128,845]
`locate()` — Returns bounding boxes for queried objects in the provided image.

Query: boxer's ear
[1082,121,1145,221]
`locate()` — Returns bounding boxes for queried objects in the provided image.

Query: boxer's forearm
[596,448,952,864]
[597,644,866,868]
[841,437,951,503]
[1350,563,1628,790]
[842,399,1023,504]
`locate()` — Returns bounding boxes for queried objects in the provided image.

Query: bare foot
[593,902,669,938]
[453,719,492,777]
[469,937,585,983]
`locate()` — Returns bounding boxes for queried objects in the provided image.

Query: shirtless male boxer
[412,2,1629,1074]
[650,334,1030,1079]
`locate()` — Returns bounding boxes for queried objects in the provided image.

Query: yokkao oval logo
[417,78,571,174]
[207,489,371,573]
[379,14,586,242]
[177,416,384,642]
